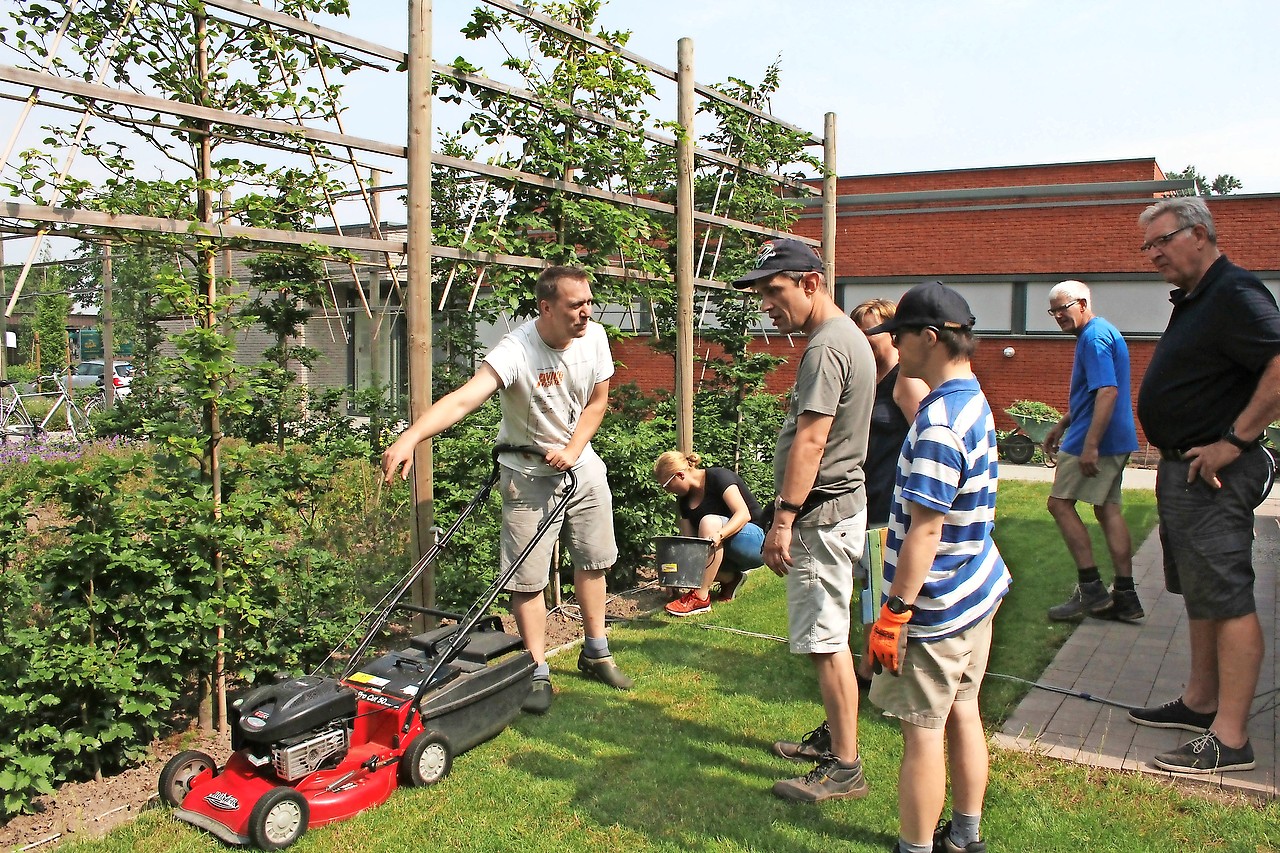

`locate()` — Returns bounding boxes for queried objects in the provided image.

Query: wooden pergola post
[674,37,695,454]
[406,0,435,617]
[823,112,838,305]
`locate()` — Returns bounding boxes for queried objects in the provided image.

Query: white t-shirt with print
[483,318,614,475]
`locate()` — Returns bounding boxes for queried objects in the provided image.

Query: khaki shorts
[1049,452,1129,506]
[785,513,866,655]
[869,606,998,729]
[500,453,618,592]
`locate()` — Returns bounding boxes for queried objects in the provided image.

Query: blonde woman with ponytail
[653,450,766,616]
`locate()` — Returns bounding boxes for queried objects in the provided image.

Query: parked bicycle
[36,373,97,440]
[1,373,100,442]
[0,378,38,441]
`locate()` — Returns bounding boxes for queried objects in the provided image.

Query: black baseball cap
[864,281,975,334]
[730,238,824,289]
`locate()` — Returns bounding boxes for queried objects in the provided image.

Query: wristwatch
[1222,425,1255,451]
[886,595,912,615]
[775,496,804,514]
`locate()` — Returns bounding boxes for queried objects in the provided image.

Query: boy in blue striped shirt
[864,282,1011,853]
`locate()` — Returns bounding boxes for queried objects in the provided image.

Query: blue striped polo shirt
[884,376,1011,640]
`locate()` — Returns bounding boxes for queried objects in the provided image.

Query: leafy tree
[443,0,670,322]
[1,0,364,730]
[646,58,816,465]
[1166,165,1243,196]
[235,248,329,450]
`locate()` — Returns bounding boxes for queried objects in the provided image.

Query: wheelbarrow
[1000,410,1058,466]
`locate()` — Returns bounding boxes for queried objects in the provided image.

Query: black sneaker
[771,721,832,763]
[577,650,634,690]
[933,820,988,853]
[522,676,553,714]
[771,752,868,802]
[712,571,748,602]
[1154,731,1255,774]
[1047,579,1109,621]
[1090,587,1144,622]
[1128,697,1215,732]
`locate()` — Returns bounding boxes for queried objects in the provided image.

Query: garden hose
[697,622,1279,718]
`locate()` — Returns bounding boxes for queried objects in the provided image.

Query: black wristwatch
[775,496,804,514]
[886,595,912,615]
[1222,425,1255,451]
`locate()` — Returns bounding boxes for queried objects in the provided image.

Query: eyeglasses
[889,325,937,345]
[1046,299,1081,316]
[1140,225,1192,253]
[660,470,682,490]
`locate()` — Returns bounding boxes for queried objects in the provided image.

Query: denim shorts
[724,522,765,571]
[500,453,618,592]
[785,512,866,654]
[1156,444,1272,619]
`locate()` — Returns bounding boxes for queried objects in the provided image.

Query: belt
[1160,440,1261,462]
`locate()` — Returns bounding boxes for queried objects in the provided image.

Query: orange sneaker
[665,591,711,617]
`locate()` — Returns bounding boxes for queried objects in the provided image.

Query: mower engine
[271,726,349,782]
[231,675,359,779]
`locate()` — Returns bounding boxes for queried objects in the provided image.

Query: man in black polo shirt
[1132,196,1280,774]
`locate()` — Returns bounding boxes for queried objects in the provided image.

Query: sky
[2,0,1279,255]
[329,0,1280,191]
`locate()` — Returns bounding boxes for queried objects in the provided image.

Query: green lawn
[65,481,1280,853]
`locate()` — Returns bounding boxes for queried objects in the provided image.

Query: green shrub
[1006,399,1062,421]
[0,442,407,818]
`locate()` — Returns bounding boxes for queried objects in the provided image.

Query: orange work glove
[868,602,912,676]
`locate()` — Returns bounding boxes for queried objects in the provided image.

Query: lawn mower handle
[402,448,577,727]
[340,445,563,677]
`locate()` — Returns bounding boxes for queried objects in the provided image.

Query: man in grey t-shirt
[732,238,875,802]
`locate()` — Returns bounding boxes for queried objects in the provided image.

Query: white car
[69,360,133,397]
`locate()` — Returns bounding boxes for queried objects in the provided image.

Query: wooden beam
[0,202,407,254]
[202,0,405,63]
[0,65,405,158]
[483,0,822,145]
[434,62,817,195]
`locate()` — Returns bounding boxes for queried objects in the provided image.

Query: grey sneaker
[1128,697,1215,732]
[1090,587,1144,622]
[1047,579,1109,621]
[771,752,868,802]
[1154,731,1255,774]
[771,721,831,763]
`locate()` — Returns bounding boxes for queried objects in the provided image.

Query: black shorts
[1156,445,1272,619]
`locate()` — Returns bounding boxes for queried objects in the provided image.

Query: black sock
[1077,567,1101,585]
[1114,576,1134,591]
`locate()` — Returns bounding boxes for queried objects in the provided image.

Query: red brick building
[612,158,1280,456]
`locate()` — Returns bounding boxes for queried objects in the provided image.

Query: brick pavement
[993,465,1279,799]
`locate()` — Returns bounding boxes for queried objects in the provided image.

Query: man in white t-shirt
[382,266,631,714]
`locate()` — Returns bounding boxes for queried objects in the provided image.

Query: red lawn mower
[158,446,572,849]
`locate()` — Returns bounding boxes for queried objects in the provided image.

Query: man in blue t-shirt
[1041,281,1142,623]
[865,281,1011,853]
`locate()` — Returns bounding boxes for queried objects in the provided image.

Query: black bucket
[654,536,713,588]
